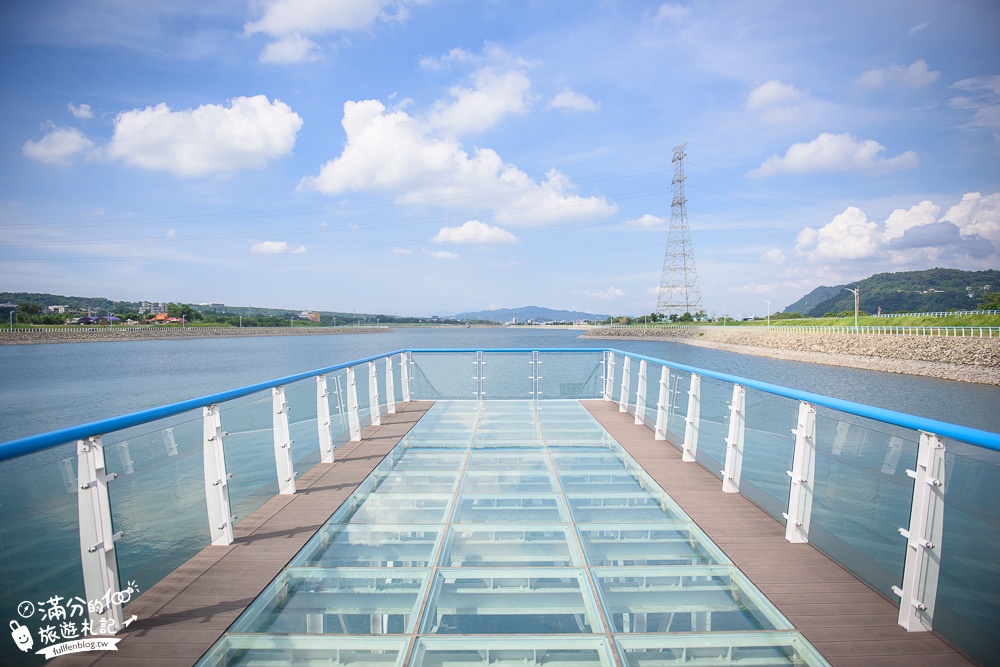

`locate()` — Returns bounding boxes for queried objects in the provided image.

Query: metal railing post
[530,350,542,410]
[619,355,631,413]
[385,356,396,414]
[346,366,361,441]
[77,435,125,634]
[272,386,296,495]
[634,359,647,425]
[401,352,411,402]
[722,384,746,493]
[368,360,381,426]
[603,351,615,401]
[654,366,670,441]
[783,401,816,543]
[682,373,701,462]
[316,375,334,464]
[893,431,946,631]
[203,405,234,546]
[474,351,485,401]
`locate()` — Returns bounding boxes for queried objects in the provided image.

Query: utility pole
[655,143,703,318]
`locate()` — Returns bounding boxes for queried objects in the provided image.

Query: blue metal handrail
[0,350,405,463]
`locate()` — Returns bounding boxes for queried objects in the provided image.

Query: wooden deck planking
[582,399,975,667]
[53,401,434,667]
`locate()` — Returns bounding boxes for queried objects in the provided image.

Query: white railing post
[530,350,542,409]
[634,359,647,425]
[783,401,816,543]
[272,386,296,495]
[77,435,125,634]
[368,361,381,426]
[385,356,396,414]
[346,366,361,441]
[893,431,946,632]
[474,351,485,401]
[603,351,615,401]
[654,366,670,441]
[401,352,411,402]
[316,375,335,464]
[682,373,701,462]
[722,384,746,493]
[203,405,234,546]
[619,356,631,413]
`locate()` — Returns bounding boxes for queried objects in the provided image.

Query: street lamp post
[9,308,15,332]
[845,287,860,331]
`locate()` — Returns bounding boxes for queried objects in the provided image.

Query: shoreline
[582,326,1000,386]
[0,326,390,345]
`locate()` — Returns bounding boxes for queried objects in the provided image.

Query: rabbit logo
[9,620,33,652]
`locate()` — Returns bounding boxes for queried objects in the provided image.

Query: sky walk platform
[51,399,975,667]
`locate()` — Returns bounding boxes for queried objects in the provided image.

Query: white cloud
[761,248,786,264]
[106,95,303,176]
[22,125,96,165]
[625,214,666,228]
[300,99,617,226]
[426,67,532,135]
[908,21,931,36]
[260,34,321,63]
[651,3,690,22]
[795,207,881,260]
[419,47,477,71]
[548,89,598,112]
[882,200,940,242]
[751,132,918,177]
[250,241,307,253]
[586,287,626,300]
[746,80,806,123]
[950,76,1000,130]
[857,59,940,90]
[433,220,518,245]
[391,247,412,255]
[431,250,458,259]
[941,192,1000,247]
[68,103,93,120]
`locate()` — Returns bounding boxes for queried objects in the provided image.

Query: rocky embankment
[0,326,389,345]
[583,326,1000,385]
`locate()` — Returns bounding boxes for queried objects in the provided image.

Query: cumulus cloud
[857,59,940,90]
[586,287,626,300]
[427,67,532,135]
[794,193,1000,266]
[260,34,321,63]
[548,89,598,112]
[433,220,518,245]
[761,248,786,264]
[300,99,617,226]
[245,0,409,63]
[22,125,96,165]
[68,103,93,120]
[106,95,303,176]
[746,80,806,123]
[625,214,666,228]
[751,132,918,177]
[250,240,307,253]
[419,47,478,71]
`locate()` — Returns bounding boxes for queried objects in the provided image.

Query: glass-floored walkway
[197,401,828,667]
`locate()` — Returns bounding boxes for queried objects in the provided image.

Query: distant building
[47,305,68,314]
[300,311,321,322]
[139,302,168,315]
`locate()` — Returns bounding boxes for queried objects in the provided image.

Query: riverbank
[0,326,390,345]
[583,326,1000,386]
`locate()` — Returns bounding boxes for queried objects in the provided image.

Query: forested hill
[783,268,1000,316]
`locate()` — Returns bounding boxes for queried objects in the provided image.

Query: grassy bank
[711,314,1000,328]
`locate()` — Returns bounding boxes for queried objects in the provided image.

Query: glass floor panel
[198,400,829,667]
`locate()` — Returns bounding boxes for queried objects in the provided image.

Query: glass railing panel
[537,352,605,399]
[739,389,798,520]
[638,360,662,427]
[933,438,1000,667]
[483,352,533,400]
[326,369,353,452]
[810,410,915,598]
[218,392,280,525]
[693,375,731,476]
[353,362,373,429]
[665,368,690,444]
[410,353,475,400]
[0,440,84,664]
[283,378,321,470]
[102,412,208,599]
[197,635,409,667]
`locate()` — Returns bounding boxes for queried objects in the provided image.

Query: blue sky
[1,0,998,319]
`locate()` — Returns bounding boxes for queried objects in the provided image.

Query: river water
[1,326,998,444]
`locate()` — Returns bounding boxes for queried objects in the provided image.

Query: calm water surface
[1,326,998,443]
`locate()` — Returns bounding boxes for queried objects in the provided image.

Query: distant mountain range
[783,268,999,316]
[450,306,608,323]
